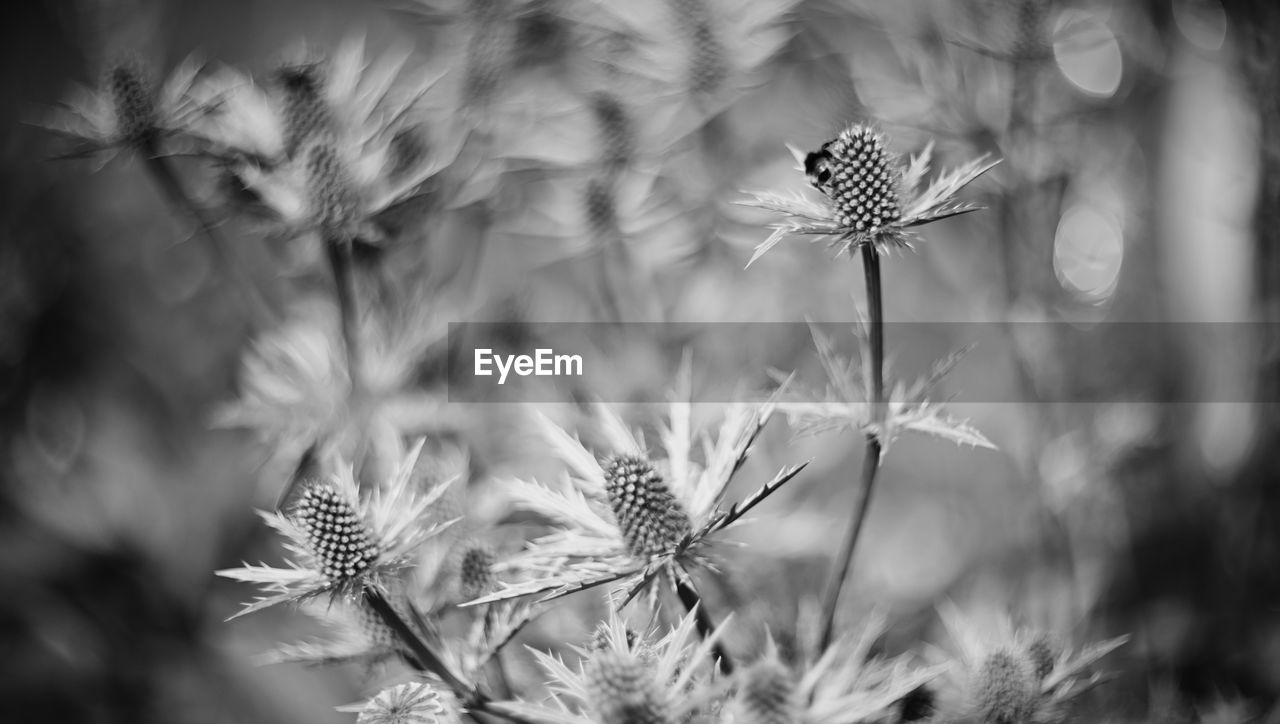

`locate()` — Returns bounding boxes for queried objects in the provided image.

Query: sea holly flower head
[739,124,998,266]
[467,383,808,606]
[217,440,457,618]
[772,613,946,724]
[488,608,725,724]
[193,34,464,246]
[40,55,206,163]
[935,602,1130,723]
[778,324,996,454]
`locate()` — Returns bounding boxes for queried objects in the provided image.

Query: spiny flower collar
[738,123,998,265]
[217,439,457,618]
[465,382,807,607]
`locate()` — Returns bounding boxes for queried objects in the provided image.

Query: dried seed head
[806,126,901,234]
[603,454,692,559]
[457,545,497,600]
[278,63,331,154]
[973,650,1037,724]
[107,60,158,146]
[1024,634,1057,681]
[357,682,454,724]
[585,650,671,724]
[899,684,937,722]
[294,485,380,582]
[737,659,797,724]
[593,93,634,175]
[306,144,361,235]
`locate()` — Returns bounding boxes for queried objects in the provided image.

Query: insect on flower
[487,608,725,724]
[465,378,808,608]
[217,440,458,618]
[738,124,999,266]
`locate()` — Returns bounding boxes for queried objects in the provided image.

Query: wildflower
[195,34,463,245]
[456,544,498,601]
[778,324,996,454]
[488,609,723,724]
[738,125,998,265]
[467,384,807,606]
[40,55,205,162]
[789,613,945,724]
[936,603,1129,723]
[217,440,457,617]
[338,681,458,724]
[734,656,796,724]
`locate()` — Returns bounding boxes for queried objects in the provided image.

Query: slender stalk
[325,238,362,394]
[363,586,534,724]
[140,146,276,325]
[817,243,885,652]
[671,571,734,674]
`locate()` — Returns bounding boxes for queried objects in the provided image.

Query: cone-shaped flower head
[295,484,381,580]
[1024,634,1058,682]
[278,62,332,153]
[739,125,997,264]
[736,658,797,724]
[307,143,361,238]
[217,440,456,618]
[107,60,159,147]
[458,545,498,601]
[343,682,457,724]
[585,650,673,724]
[805,126,901,235]
[603,454,693,559]
[467,384,807,605]
[973,650,1037,724]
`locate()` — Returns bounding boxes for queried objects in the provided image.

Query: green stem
[141,146,275,325]
[325,238,362,395]
[817,243,885,652]
[671,571,734,674]
[363,586,533,724]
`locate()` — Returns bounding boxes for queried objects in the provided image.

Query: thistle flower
[467,387,807,605]
[734,657,797,724]
[489,609,724,724]
[739,125,998,265]
[338,682,458,724]
[936,603,1129,723]
[217,440,456,618]
[40,55,205,162]
[778,324,996,453]
[779,613,946,724]
[457,544,498,601]
[197,35,462,245]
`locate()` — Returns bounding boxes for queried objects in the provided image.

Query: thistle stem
[140,146,276,326]
[817,243,885,652]
[363,586,533,724]
[325,238,362,394]
[671,572,734,674]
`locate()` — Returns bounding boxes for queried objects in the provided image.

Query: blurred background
[2,0,1279,721]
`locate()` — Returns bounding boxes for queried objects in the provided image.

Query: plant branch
[325,237,362,394]
[817,242,885,652]
[671,570,734,674]
[363,586,534,724]
[141,146,276,326]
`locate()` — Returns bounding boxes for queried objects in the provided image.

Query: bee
[804,144,836,193]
